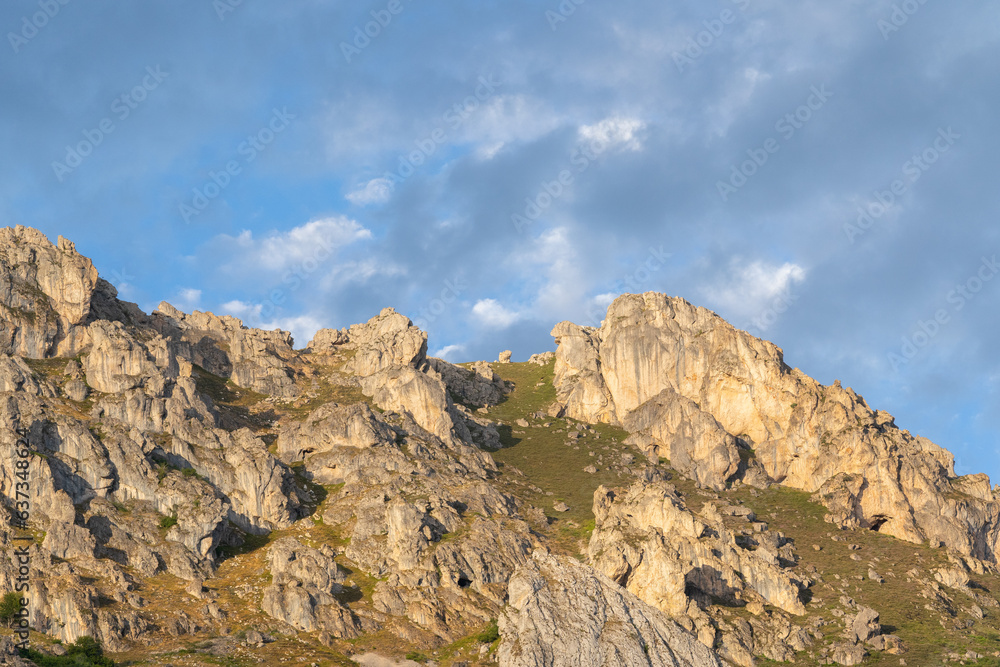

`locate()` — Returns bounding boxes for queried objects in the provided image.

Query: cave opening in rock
[457,576,472,588]
[869,516,889,532]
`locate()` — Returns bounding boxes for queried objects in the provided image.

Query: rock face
[589,482,806,618]
[586,481,814,665]
[498,551,724,667]
[552,292,1000,561]
[262,537,360,637]
[152,302,298,397]
[0,227,100,358]
[427,358,509,408]
[3,230,1000,666]
[336,307,428,377]
[622,388,740,491]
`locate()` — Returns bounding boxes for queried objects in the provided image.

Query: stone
[527,351,555,365]
[499,552,725,667]
[498,350,512,363]
[0,227,100,358]
[278,402,395,462]
[832,642,867,666]
[850,607,881,644]
[342,308,427,377]
[429,358,508,407]
[588,482,806,618]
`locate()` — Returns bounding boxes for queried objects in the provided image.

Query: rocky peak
[3,230,1000,666]
[0,225,100,357]
[551,292,999,561]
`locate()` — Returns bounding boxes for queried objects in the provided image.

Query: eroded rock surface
[552,292,1000,560]
[498,552,724,667]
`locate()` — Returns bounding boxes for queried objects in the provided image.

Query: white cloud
[209,216,372,279]
[258,314,326,350]
[461,94,566,159]
[518,226,589,321]
[346,177,394,206]
[431,344,466,361]
[169,288,202,312]
[218,300,325,349]
[703,259,807,325]
[220,299,262,321]
[472,299,522,329]
[578,116,646,152]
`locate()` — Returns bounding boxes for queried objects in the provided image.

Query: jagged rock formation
[261,537,361,637]
[498,551,725,667]
[0,227,99,358]
[153,302,298,398]
[551,292,1000,561]
[2,228,1000,666]
[587,481,815,665]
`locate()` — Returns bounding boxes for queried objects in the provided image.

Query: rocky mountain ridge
[0,226,998,667]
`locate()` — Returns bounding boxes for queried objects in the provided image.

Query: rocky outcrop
[587,481,814,666]
[152,302,298,397]
[498,552,724,667]
[428,358,509,408]
[261,537,361,637]
[622,387,741,491]
[278,402,396,462]
[589,482,806,617]
[339,308,427,377]
[0,355,39,395]
[527,351,555,365]
[552,292,1000,560]
[0,227,99,358]
[360,366,459,443]
[84,321,171,394]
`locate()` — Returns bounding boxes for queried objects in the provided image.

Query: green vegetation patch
[484,361,639,552]
[22,636,114,667]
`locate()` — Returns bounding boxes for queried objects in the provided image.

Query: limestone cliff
[551,293,1000,561]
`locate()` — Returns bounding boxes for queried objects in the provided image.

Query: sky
[2,0,999,482]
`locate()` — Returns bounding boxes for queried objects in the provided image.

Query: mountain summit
[0,227,998,667]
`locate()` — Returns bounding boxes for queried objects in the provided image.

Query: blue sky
[3,0,999,482]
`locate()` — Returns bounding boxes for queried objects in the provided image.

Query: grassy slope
[480,360,643,554]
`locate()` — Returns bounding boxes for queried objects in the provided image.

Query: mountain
[0,226,998,667]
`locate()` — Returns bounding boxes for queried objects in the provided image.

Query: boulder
[343,308,427,377]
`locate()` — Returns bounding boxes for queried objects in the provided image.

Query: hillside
[0,226,998,667]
